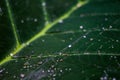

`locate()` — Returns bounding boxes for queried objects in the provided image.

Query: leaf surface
[0,0,120,80]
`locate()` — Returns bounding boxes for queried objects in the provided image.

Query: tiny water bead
[68,44,72,48]
[113,78,116,80]
[21,20,24,23]
[90,38,93,41]
[10,53,14,56]
[34,18,38,22]
[109,25,112,28]
[83,35,86,38]
[20,73,25,78]
[42,39,45,42]
[83,29,86,32]
[79,25,83,29]
[105,18,108,21]
[42,2,46,6]
[58,19,63,23]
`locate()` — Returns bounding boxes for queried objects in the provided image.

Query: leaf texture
[0,0,120,80]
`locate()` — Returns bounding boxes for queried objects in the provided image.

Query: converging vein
[5,0,20,47]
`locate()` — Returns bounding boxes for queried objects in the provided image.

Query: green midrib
[0,0,89,66]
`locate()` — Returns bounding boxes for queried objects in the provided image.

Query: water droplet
[77,3,81,8]
[53,74,56,77]
[34,18,38,22]
[83,35,86,38]
[10,53,14,56]
[59,19,63,23]
[21,20,24,23]
[22,43,26,46]
[42,70,45,73]
[69,68,72,71]
[68,45,72,48]
[103,76,107,80]
[90,38,93,41]
[0,68,5,73]
[116,40,119,42]
[84,53,90,55]
[60,69,63,73]
[24,61,30,66]
[59,52,62,55]
[111,45,114,48]
[105,18,108,21]
[83,29,86,32]
[80,25,83,29]
[109,25,112,28]
[42,2,46,6]
[45,21,49,25]
[53,78,56,80]
[26,42,30,46]
[47,70,50,72]
[98,39,101,42]
[20,74,25,78]
[100,77,104,80]
[113,77,116,80]
[42,39,45,42]
[70,38,73,40]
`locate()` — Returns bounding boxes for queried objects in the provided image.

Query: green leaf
[0,0,120,80]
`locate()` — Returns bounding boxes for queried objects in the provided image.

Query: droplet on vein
[83,35,86,38]
[42,2,46,6]
[59,19,63,23]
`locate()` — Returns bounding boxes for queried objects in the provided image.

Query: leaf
[0,0,120,80]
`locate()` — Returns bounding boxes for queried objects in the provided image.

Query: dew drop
[52,78,56,80]
[77,3,81,8]
[59,52,62,55]
[100,77,104,80]
[26,42,30,46]
[113,77,116,80]
[42,2,46,6]
[83,35,86,38]
[60,69,63,73]
[53,74,56,77]
[109,25,112,28]
[20,74,25,78]
[116,40,119,42]
[34,18,38,22]
[105,18,108,21]
[42,70,45,73]
[103,76,107,80]
[90,38,93,41]
[68,44,72,48]
[83,29,86,32]
[111,45,114,48]
[59,19,63,23]
[42,39,45,42]
[47,69,50,72]
[79,25,83,29]
[10,53,14,56]
[21,20,24,23]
